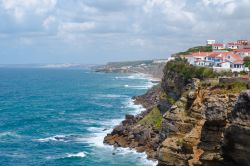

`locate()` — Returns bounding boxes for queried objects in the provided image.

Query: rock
[222,90,250,166]
[103,61,250,166]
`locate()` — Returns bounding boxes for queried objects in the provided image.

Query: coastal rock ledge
[104,60,250,166]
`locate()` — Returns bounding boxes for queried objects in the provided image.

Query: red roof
[243,46,250,49]
[237,40,248,43]
[230,54,242,61]
[227,42,241,46]
[191,52,212,57]
[233,60,243,64]
[234,49,250,53]
[212,43,224,47]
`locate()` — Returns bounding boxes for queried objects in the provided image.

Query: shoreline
[100,72,160,165]
[102,72,161,165]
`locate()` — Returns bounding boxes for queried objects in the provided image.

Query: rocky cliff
[104,60,250,166]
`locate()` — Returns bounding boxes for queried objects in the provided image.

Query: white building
[207,40,216,45]
[234,49,250,57]
[227,42,241,50]
[212,43,225,50]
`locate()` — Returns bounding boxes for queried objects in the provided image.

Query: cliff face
[104,60,250,166]
[222,90,250,166]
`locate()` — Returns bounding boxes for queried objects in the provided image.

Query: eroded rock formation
[104,60,250,166]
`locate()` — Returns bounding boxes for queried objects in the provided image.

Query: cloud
[43,16,56,29]
[1,0,57,21]
[0,0,250,64]
[59,22,96,33]
[143,0,196,24]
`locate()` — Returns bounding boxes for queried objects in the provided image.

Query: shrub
[175,45,212,56]
[164,60,217,84]
[214,81,247,94]
[138,107,163,129]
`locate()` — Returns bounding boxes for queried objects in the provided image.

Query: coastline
[102,72,161,164]
[102,59,250,165]
[100,72,160,165]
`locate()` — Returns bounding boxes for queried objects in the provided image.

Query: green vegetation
[213,81,247,94]
[164,59,234,85]
[160,91,176,105]
[243,56,250,67]
[176,138,184,147]
[138,107,163,129]
[164,59,217,84]
[175,45,212,56]
[107,60,153,67]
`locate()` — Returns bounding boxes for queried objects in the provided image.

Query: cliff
[94,60,166,79]
[104,59,250,166]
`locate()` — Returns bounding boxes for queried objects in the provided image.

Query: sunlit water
[0,68,157,166]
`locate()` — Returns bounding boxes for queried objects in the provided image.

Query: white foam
[46,152,87,160]
[66,152,86,158]
[95,94,128,98]
[112,147,158,166]
[89,101,113,108]
[124,84,152,90]
[115,73,149,80]
[123,98,146,115]
[36,135,67,142]
[0,132,21,138]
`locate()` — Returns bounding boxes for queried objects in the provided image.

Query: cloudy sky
[0,0,249,64]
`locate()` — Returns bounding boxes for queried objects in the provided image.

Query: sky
[0,0,250,64]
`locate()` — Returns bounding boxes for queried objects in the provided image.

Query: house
[217,61,231,69]
[234,49,250,57]
[186,52,211,66]
[206,40,216,45]
[242,46,250,49]
[186,51,248,72]
[227,42,241,50]
[237,40,248,45]
[231,60,247,72]
[212,43,225,50]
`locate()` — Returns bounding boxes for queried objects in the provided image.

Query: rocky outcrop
[104,85,163,159]
[103,60,250,166]
[222,90,250,166]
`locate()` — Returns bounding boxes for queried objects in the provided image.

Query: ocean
[0,68,157,166]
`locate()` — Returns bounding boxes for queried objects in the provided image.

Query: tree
[243,56,250,67]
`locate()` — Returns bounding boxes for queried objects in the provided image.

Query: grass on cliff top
[175,45,212,56]
[212,82,247,94]
[164,59,217,82]
[138,107,163,130]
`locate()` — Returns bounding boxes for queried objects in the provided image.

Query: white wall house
[207,40,216,45]
[234,49,250,57]
[231,61,249,72]
[212,43,225,50]
[227,43,241,50]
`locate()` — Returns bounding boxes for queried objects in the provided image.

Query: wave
[89,101,113,108]
[36,135,81,143]
[115,73,149,80]
[123,98,146,115]
[112,148,158,166]
[95,94,129,98]
[123,84,153,90]
[65,152,86,158]
[46,152,86,160]
[77,119,122,148]
[0,132,21,138]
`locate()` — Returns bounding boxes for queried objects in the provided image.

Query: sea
[0,68,158,166]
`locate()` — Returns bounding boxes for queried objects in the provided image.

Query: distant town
[181,39,250,72]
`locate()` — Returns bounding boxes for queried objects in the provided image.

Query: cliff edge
[104,59,250,166]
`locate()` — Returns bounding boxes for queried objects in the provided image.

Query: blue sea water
[0,68,157,166]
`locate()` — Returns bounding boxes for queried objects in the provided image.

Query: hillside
[94,60,167,79]
[104,59,250,166]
